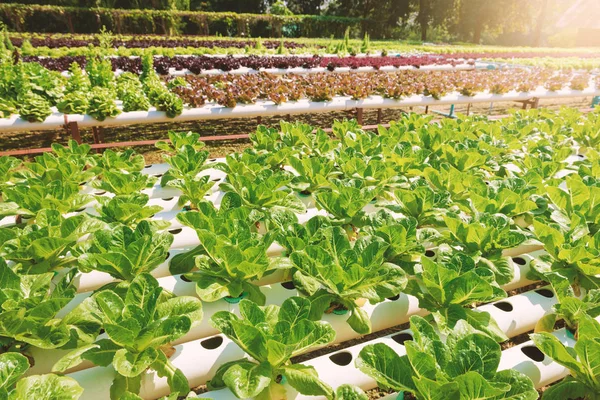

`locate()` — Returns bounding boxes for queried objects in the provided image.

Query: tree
[453,0,533,43]
[287,0,324,15]
[413,0,456,41]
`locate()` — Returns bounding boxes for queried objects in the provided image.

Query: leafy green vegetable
[87,87,120,121]
[95,194,168,229]
[357,315,538,400]
[77,220,173,282]
[408,250,508,342]
[532,314,600,400]
[54,274,202,400]
[0,211,102,274]
[290,226,407,334]
[177,203,288,304]
[91,170,156,196]
[209,297,335,400]
[444,213,529,285]
[0,258,77,350]
[314,179,381,234]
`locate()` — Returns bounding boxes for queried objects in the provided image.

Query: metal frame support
[67,121,82,144]
[356,108,364,125]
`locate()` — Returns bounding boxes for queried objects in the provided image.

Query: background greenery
[0,0,587,46]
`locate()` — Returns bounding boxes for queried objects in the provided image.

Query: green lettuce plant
[177,203,289,304]
[289,226,407,334]
[54,274,202,400]
[77,220,173,282]
[532,314,600,400]
[95,194,168,229]
[208,297,336,400]
[357,315,538,400]
[91,171,156,196]
[314,179,382,236]
[443,213,529,285]
[0,352,84,400]
[531,219,600,293]
[407,250,508,342]
[0,211,102,274]
[0,258,77,351]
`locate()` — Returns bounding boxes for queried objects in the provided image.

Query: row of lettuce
[0,109,599,399]
[1,50,598,123]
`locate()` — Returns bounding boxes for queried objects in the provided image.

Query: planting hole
[162,197,174,201]
[99,328,105,335]
[387,294,400,301]
[154,174,164,178]
[201,336,223,350]
[181,275,192,283]
[165,252,171,260]
[521,345,545,362]
[169,228,183,235]
[144,165,152,169]
[512,257,526,266]
[493,302,513,312]
[95,191,106,195]
[75,208,86,212]
[535,289,554,298]
[578,154,585,159]
[212,178,220,182]
[281,281,296,290]
[329,351,352,366]
[391,333,413,345]
[209,158,217,162]
[424,250,435,258]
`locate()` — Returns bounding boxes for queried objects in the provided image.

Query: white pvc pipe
[166,63,476,77]
[195,286,559,400]
[1,87,599,132]
[67,263,540,398]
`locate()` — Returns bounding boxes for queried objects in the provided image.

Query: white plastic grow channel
[195,286,559,400]
[1,87,599,133]
[166,63,477,77]
[67,262,541,399]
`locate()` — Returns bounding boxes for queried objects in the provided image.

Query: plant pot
[223,292,248,304]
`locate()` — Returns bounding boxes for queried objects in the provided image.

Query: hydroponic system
[1,22,600,400]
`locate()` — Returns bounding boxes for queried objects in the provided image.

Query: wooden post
[531,97,540,109]
[424,106,429,114]
[356,108,364,125]
[466,103,471,116]
[257,116,262,125]
[376,108,383,124]
[67,121,82,144]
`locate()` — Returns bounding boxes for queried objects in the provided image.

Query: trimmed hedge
[0,4,375,38]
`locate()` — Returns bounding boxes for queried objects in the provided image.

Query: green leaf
[113,348,159,378]
[531,333,585,376]
[52,344,99,373]
[334,384,368,400]
[223,361,272,399]
[9,374,83,400]
[283,364,333,398]
[356,343,416,392]
[347,305,372,335]
[539,376,592,400]
[455,371,509,399]
[0,353,29,391]
[490,370,538,400]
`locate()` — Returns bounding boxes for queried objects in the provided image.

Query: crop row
[0,107,599,399]
[1,51,597,123]
[22,54,472,75]
[10,35,310,50]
